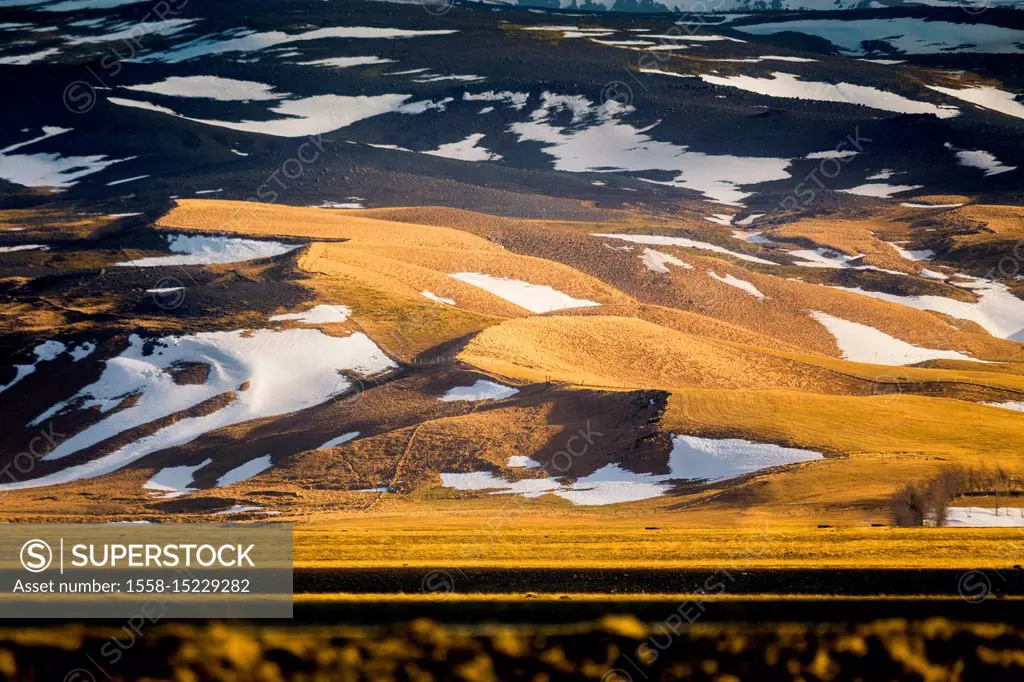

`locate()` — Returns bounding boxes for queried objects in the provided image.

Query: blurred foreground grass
[0,617,1021,681]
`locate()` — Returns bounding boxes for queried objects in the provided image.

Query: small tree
[995,467,1011,516]
[889,466,1021,527]
[927,467,966,527]
[891,483,927,527]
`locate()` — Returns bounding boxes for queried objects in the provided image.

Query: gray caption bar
[0,524,292,618]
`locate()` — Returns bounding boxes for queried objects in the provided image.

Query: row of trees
[890,466,1021,527]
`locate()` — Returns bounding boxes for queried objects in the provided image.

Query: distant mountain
[486,0,1013,13]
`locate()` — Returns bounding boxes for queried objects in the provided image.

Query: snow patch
[886,242,935,262]
[926,85,1024,121]
[1,329,396,490]
[211,505,263,515]
[699,72,959,119]
[440,435,822,505]
[709,271,765,299]
[217,455,272,487]
[270,304,351,324]
[594,233,775,265]
[507,456,541,468]
[944,507,1024,527]
[124,76,287,101]
[509,91,792,205]
[641,248,693,274]
[424,133,502,162]
[110,93,430,138]
[317,431,360,450]
[440,380,519,403]
[0,244,48,253]
[462,90,530,110]
[106,175,148,186]
[143,458,211,498]
[313,200,364,209]
[829,278,1024,341]
[421,290,456,306]
[0,340,67,395]
[984,402,1024,413]
[840,183,924,198]
[450,272,600,313]
[0,47,60,64]
[116,234,299,267]
[0,127,127,188]
[810,311,980,366]
[900,202,964,209]
[946,144,1017,177]
[138,26,458,63]
[297,56,394,69]
[805,149,858,160]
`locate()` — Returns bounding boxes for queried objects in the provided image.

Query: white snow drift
[509,91,792,205]
[124,76,287,101]
[0,126,128,188]
[138,26,458,63]
[926,85,1024,121]
[440,380,519,403]
[450,272,600,313]
[425,133,502,161]
[828,277,1024,341]
[594,233,775,265]
[810,311,980,366]
[143,458,211,498]
[270,304,351,324]
[110,93,433,139]
[317,432,360,450]
[708,271,765,299]
[0,340,68,395]
[421,290,456,306]
[0,244,48,253]
[944,507,1024,528]
[946,144,1017,177]
[1,329,396,490]
[117,234,300,267]
[217,455,273,487]
[441,435,822,506]
[640,248,693,274]
[297,56,394,69]
[699,72,959,119]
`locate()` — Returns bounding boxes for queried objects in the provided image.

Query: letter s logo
[20,539,53,573]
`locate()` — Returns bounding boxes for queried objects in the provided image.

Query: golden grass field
[292,520,1024,569]
[1,198,1022,533]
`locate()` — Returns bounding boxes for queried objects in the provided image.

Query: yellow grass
[459,315,859,392]
[901,195,972,205]
[938,204,1024,253]
[293,523,1024,569]
[295,252,507,359]
[661,388,1024,513]
[159,200,1022,361]
[135,199,1024,523]
[747,273,1021,362]
[770,218,917,274]
[665,388,1024,461]
[0,207,115,237]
